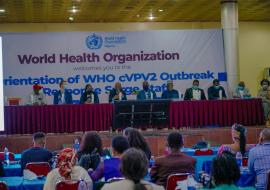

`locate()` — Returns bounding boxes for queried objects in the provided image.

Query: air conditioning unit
[264,68,270,80]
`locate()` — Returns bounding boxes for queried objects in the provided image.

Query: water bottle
[236,152,242,167]
[4,147,9,164]
[149,156,155,168]
[187,174,196,190]
[73,141,80,152]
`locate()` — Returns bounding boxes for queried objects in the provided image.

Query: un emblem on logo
[86,33,103,49]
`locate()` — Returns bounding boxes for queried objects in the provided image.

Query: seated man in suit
[208,79,227,100]
[53,80,73,104]
[80,84,99,104]
[150,132,196,187]
[109,82,127,103]
[184,79,206,100]
[21,132,53,170]
[137,81,157,100]
[161,80,179,99]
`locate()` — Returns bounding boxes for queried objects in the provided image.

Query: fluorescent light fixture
[0,37,4,131]
[69,8,79,13]
[148,15,155,20]
[69,17,74,21]
[158,9,163,12]
[0,9,5,13]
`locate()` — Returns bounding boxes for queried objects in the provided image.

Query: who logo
[86,33,103,49]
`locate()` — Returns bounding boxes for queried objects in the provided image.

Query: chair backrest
[166,173,189,190]
[0,152,15,161]
[7,97,21,106]
[107,177,124,183]
[194,149,214,156]
[0,181,8,190]
[25,162,51,176]
[267,170,270,190]
[56,180,80,190]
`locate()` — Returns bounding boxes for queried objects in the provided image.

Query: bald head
[260,128,270,143]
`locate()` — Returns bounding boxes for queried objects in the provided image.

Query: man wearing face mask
[80,84,99,104]
[207,79,227,100]
[53,80,73,104]
[184,80,206,100]
[161,80,179,99]
[233,81,251,99]
[137,81,157,100]
[27,84,47,105]
[258,79,270,124]
[109,82,127,103]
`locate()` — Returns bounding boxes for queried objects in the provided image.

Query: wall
[0,22,269,95]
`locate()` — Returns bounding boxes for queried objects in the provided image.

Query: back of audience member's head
[231,124,246,156]
[127,129,151,159]
[259,128,270,144]
[120,148,148,190]
[211,151,240,186]
[33,132,46,147]
[79,131,103,155]
[167,132,183,150]
[123,127,135,138]
[112,136,129,155]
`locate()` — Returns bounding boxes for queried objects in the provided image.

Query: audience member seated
[44,148,92,190]
[218,124,250,156]
[248,128,270,190]
[123,127,135,138]
[89,136,129,182]
[205,151,254,190]
[161,80,179,99]
[78,132,103,171]
[207,79,227,100]
[0,161,3,176]
[20,132,53,170]
[102,148,164,190]
[127,129,152,160]
[233,81,251,99]
[184,79,207,100]
[258,79,270,125]
[150,132,196,187]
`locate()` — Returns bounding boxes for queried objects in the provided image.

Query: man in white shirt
[27,84,46,105]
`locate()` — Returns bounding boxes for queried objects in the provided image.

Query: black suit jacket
[184,88,207,100]
[108,88,127,103]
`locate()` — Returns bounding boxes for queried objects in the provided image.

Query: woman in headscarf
[44,148,92,190]
[218,124,248,156]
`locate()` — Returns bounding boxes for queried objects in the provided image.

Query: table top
[0,176,45,189]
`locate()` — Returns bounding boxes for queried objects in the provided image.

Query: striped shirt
[248,143,270,190]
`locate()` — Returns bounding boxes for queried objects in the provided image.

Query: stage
[0,126,265,156]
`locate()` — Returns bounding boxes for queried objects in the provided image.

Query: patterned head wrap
[57,148,77,180]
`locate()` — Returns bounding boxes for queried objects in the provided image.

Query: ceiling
[0,0,269,23]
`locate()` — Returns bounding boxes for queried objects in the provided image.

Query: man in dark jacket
[184,79,206,100]
[150,132,196,187]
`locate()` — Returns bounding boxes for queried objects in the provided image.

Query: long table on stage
[4,99,264,134]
